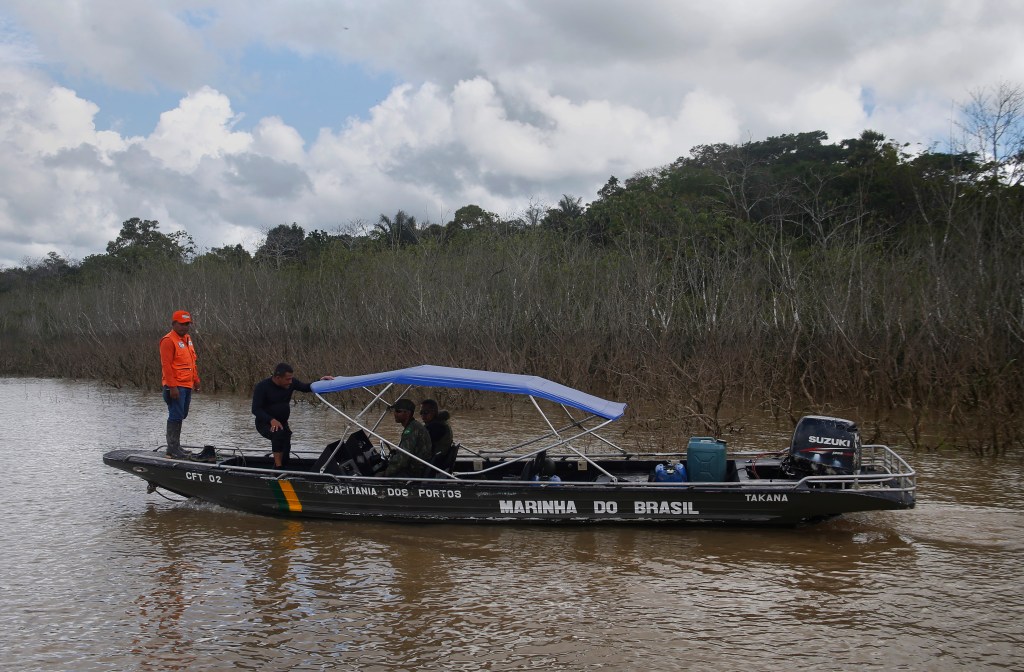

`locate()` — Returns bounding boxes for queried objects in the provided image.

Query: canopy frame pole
[528,396,619,482]
[474,416,626,457]
[320,390,618,480]
[453,418,620,478]
[557,404,629,456]
[359,382,395,432]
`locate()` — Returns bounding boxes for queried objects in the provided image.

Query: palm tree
[373,210,419,249]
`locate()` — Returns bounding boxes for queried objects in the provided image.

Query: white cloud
[451,78,550,176]
[2,0,1024,267]
[5,0,214,90]
[0,66,123,156]
[761,83,868,142]
[251,117,306,165]
[143,87,251,172]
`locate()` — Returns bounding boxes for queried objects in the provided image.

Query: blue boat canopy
[311,364,626,420]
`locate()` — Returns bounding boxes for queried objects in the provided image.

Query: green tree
[256,223,305,268]
[373,210,419,249]
[300,229,334,260]
[26,252,74,283]
[451,204,499,230]
[104,217,195,270]
[196,244,252,266]
[542,195,585,233]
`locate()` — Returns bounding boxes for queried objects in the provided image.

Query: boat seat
[312,441,346,474]
[520,453,557,481]
[432,442,461,472]
[313,431,384,476]
[421,443,462,479]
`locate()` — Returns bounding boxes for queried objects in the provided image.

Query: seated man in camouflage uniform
[384,398,433,477]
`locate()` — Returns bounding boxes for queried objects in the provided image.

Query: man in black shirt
[252,363,334,469]
[420,399,456,470]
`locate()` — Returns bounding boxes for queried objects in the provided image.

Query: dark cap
[393,398,415,413]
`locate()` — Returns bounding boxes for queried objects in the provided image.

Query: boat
[103,365,916,526]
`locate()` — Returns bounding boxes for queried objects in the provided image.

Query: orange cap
[172,310,192,324]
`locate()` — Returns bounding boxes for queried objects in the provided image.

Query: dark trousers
[256,422,292,467]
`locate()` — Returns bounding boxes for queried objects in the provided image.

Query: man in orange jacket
[160,309,200,458]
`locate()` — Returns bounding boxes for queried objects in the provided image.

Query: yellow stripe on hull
[278,479,303,512]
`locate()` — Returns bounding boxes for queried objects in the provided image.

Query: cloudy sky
[1,1,1021,268]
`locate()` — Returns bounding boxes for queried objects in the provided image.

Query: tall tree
[959,81,1024,185]
[450,204,499,230]
[256,223,306,268]
[373,211,419,249]
[104,217,195,270]
[542,195,585,233]
[197,244,252,266]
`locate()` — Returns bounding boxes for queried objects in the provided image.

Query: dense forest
[2,112,1023,451]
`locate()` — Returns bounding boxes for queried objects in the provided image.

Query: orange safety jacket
[160,330,200,388]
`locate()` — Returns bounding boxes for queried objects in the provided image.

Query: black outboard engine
[314,430,386,476]
[788,415,860,476]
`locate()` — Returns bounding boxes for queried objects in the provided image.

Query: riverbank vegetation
[2,116,1022,452]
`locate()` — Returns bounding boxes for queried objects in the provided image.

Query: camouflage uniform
[385,418,433,477]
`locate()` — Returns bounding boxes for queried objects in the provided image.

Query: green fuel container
[687,437,727,482]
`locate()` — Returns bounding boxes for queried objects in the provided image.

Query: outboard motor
[788,415,860,476]
[314,430,386,476]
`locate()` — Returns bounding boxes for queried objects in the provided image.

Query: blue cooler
[687,437,727,482]
[653,462,687,482]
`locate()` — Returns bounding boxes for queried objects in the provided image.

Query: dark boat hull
[103,449,914,526]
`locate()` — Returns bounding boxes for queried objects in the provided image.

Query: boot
[196,445,217,462]
[166,421,191,459]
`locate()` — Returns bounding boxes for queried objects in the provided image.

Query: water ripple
[1,379,1022,670]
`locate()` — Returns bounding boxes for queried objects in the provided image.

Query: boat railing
[796,444,916,493]
[154,440,915,494]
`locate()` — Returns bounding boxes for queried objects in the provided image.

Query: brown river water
[1,378,1021,671]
